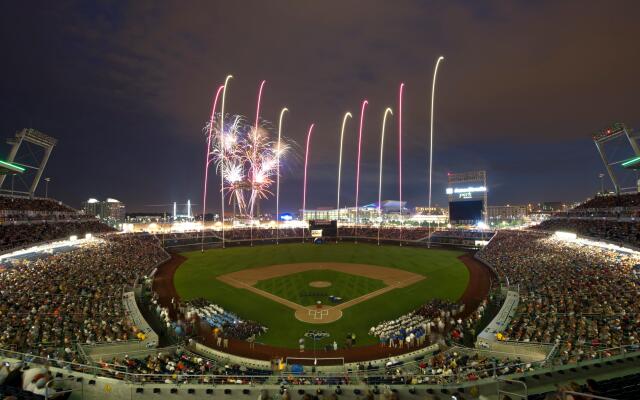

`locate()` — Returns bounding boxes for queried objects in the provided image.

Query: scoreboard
[309,220,337,237]
[447,171,488,225]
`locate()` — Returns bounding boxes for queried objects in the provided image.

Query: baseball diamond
[167,243,485,351]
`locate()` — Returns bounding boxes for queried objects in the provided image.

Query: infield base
[294,305,343,324]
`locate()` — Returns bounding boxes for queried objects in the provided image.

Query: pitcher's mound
[295,306,343,324]
[309,281,332,288]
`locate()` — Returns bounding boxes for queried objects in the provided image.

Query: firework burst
[205,114,290,217]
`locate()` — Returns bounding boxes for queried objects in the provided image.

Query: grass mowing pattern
[175,243,468,349]
[254,269,386,306]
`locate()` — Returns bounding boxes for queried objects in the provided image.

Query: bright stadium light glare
[446,186,487,194]
[554,231,577,241]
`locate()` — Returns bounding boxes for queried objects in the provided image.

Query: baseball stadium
[2,3,640,399]
[1,123,640,400]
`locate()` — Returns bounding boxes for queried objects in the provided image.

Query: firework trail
[204,114,290,217]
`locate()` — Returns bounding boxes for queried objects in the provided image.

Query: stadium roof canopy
[621,155,640,170]
[0,159,25,175]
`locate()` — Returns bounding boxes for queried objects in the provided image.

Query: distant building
[82,198,126,223]
[301,200,408,223]
[487,205,527,224]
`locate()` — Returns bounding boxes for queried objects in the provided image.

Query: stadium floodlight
[377,107,393,246]
[276,107,288,245]
[336,111,352,242]
[427,56,444,249]
[302,123,315,242]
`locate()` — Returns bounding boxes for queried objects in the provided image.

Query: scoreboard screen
[449,200,483,223]
[309,220,337,237]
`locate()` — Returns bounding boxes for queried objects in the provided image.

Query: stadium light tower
[428,56,444,249]
[0,129,57,198]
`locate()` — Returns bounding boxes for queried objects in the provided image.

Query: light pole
[598,173,605,194]
[44,177,51,198]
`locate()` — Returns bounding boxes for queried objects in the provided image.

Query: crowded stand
[476,230,640,361]
[0,220,114,251]
[534,218,640,248]
[336,227,432,241]
[575,192,640,210]
[0,235,167,355]
[0,196,75,214]
[99,350,271,384]
[399,348,532,385]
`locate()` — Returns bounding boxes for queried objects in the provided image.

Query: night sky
[1,1,639,214]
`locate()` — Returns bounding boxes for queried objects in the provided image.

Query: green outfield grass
[174,243,469,349]
[254,269,386,306]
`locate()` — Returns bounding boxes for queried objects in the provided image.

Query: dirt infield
[217,262,424,323]
[309,281,331,287]
[153,251,495,363]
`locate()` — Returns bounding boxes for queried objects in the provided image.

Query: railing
[2,344,639,388]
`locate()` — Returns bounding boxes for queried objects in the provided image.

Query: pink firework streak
[398,83,404,220]
[302,123,315,215]
[355,100,368,225]
[202,84,225,225]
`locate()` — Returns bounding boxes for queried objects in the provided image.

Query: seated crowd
[0,220,114,252]
[0,196,75,214]
[534,218,640,248]
[364,348,532,385]
[477,230,640,363]
[575,193,640,210]
[0,234,167,356]
[336,227,432,241]
[100,350,271,383]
